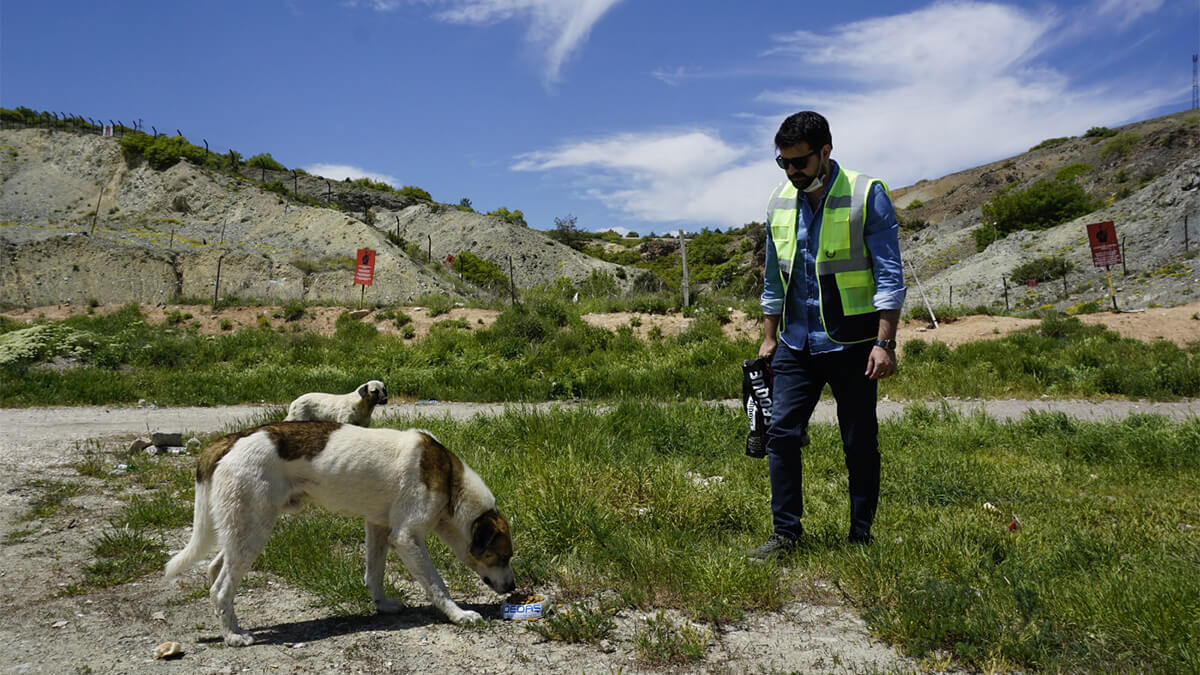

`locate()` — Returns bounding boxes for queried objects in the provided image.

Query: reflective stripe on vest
[767,167,887,341]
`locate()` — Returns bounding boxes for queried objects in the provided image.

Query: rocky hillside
[0,128,631,306]
[2,107,1199,314]
[893,109,1200,312]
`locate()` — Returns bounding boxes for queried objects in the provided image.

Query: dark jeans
[766,341,880,540]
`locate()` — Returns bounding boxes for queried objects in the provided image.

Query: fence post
[89,188,102,235]
[213,254,224,306]
[678,229,689,307]
[948,284,953,308]
[427,235,431,263]
[1121,236,1127,276]
[1061,260,1067,299]
[1002,276,1009,312]
[508,256,516,307]
[1186,215,1190,253]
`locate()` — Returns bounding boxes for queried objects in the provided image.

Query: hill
[0,125,632,307]
[1,108,1199,314]
[892,109,1200,313]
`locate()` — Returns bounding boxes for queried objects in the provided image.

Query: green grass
[54,403,1199,671]
[1,304,1197,406]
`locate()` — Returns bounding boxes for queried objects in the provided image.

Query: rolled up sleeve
[864,183,907,311]
[761,215,785,316]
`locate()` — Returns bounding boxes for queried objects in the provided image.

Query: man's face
[777,143,829,191]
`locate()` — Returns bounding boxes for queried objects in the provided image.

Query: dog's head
[357,380,388,406]
[467,509,515,594]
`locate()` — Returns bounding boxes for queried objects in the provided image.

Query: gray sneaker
[747,533,799,560]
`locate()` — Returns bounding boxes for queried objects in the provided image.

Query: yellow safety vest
[767,166,887,344]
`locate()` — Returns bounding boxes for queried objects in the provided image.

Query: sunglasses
[775,151,818,170]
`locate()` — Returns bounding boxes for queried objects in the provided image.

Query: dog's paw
[224,632,255,647]
[374,598,405,614]
[450,609,483,625]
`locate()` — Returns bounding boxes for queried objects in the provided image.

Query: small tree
[488,206,528,227]
[246,152,286,171]
[548,214,589,251]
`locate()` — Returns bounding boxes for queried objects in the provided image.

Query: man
[748,111,906,559]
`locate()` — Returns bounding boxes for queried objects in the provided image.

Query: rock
[154,641,184,660]
[150,431,183,447]
[347,309,371,320]
[128,438,152,453]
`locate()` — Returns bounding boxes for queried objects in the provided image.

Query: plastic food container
[502,593,545,621]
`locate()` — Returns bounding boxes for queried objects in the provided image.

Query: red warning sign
[354,248,376,285]
[1086,221,1121,268]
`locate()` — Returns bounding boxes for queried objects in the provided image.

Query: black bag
[742,357,773,458]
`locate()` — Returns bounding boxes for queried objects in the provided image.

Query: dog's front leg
[365,523,404,613]
[390,530,482,624]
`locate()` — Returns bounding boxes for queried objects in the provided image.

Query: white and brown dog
[164,422,515,646]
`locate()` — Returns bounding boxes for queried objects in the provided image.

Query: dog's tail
[164,480,216,580]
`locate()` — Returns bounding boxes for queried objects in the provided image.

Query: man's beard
[791,160,828,193]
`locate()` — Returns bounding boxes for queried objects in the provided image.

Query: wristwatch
[873,338,897,351]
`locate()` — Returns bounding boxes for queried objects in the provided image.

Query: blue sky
[2,1,1198,235]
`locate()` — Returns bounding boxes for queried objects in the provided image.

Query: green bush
[1083,126,1118,138]
[905,199,924,210]
[487,206,527,227]
[577,269,619,299]
[1010,256,1073,285]
[453,251,509,291]
[1030,136,1071,151]
[246,153,286,171]
[353,177,394,192]
[121,133,207,170]
[1055,163,1092,181]
[977,177,1098,250]
[398,185,431,201]
[1099,133,1140,160]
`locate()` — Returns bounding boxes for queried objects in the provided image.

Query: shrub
[1083,126,1118,138]
[487,206,527,227]
[977,177,1098,251]
[398,185,431,201]
[121,133,207,170]
[1010,256,1073,285]
[1030,136,1071,151]
[353,177,394,192]
[1099,133,1140,161]
[905,199,925,210]
[1055,163,1092,181]
[577,269,619,299]
[453,251,509,291]
[246,153,286,171]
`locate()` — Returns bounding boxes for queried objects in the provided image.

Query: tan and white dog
[164,422,515,646]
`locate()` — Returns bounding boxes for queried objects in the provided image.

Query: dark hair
[774,111,831,152]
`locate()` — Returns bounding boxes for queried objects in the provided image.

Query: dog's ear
[470,515,496,558]
[357,384,369,399]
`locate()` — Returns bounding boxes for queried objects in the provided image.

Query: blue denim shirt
[761,161,907,354]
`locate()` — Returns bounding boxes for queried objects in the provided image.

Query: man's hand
[865,346,896,380]
[758,335,778,360]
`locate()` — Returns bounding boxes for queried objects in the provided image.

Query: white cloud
[304,163,399,187]
[515,1,1179,227]
[513,130,773,225]
[377,0,624,85]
